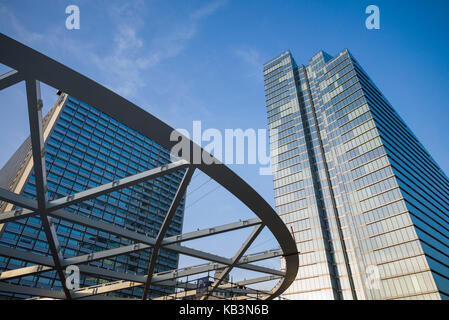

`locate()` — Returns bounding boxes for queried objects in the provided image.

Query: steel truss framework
[0,33,298,300]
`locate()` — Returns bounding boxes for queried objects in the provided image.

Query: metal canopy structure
[0,33,298,300]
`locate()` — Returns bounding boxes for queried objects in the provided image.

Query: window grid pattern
[264,49,449,300]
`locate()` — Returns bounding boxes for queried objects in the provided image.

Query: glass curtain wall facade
[0,93,185,299]
[263,50,449,300]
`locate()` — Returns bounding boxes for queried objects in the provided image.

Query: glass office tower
[0,93,185,298]
[264,50,449,300]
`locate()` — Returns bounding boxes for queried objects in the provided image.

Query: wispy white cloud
[190,0,227,20]
[114,26,143,53]
[0,5,44,43]
[234,47,264,81]
[91,0,227,99]
[0,1,227,102]
[0,3,95,65]
[235,48,262,68]
[90,31,147,98]
[137,0,228,68]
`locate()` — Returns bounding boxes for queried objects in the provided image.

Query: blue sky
[1,0,449,285]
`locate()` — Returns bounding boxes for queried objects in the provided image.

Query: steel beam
[0,246,54,266]
[25,79,47,209]
[0,188,38,211]
[231,293,270,300]
[73,279,197,299]
[223,275,281,288]
[0,264,53,281]
[0,282,66,299]
[49,208,158,245]
[58,217,261,265]
[154,275,278,300]
[46,160,190,211]
[49,208,256,269]
[77,264,145,283]
[71,280,140,299]
[160,243,284,276]
[164,217,262,245]
[202,224,264,300]
[0,247,283,283]
[36,267,281,300]
[75,251,282,287]
[0,208,38,224]
[0,217,262,280]
[151,250,285,284]
[19,250,284,299]
[42,216,72,298]
[25,79,71,299]
[0,69,23,91]
[142,167,194,299]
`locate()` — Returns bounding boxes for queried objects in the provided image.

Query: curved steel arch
[0,33,298,300]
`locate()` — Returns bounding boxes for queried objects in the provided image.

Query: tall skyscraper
[263,50,449,300]
[0,93,186,298]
